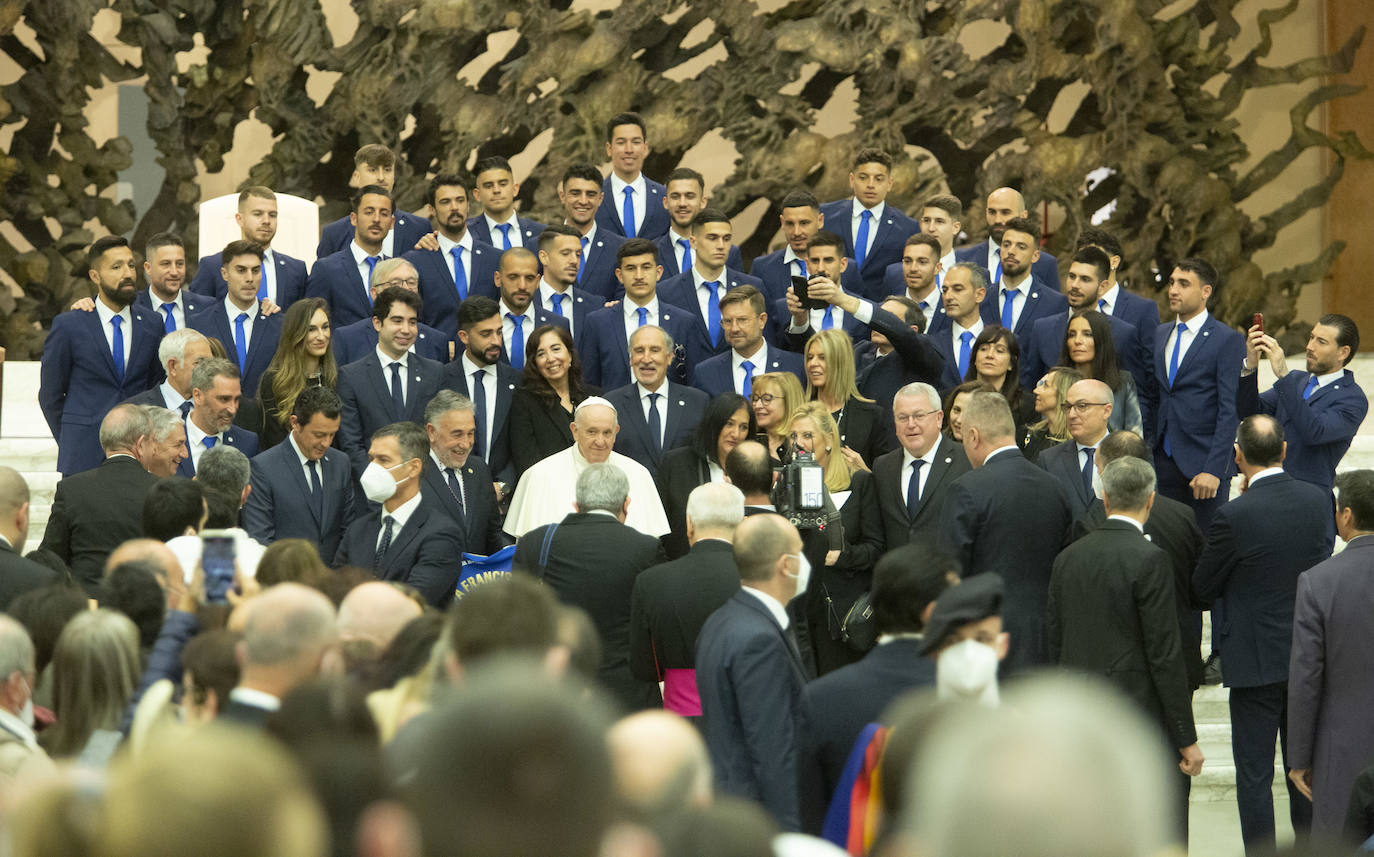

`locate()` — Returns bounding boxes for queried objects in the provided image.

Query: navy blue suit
[818,200,920,301]
[977,279,1070,349]
[176,425,259,477]
[696,590,808,831]
[188,251,307,306]
[577,302,694,390]
[440,359,522,484]
[40,306,164,475]
[1237,369,1367,491]
[658,233,742,282]
[1104,288,1162,442]
[928,326,972,393]
[532,286,596,344]
[691,347,804,398]
[955,241,1061,290]
[847,305,947,416]
[498,306,570,367]
[596,176,669,241]
[404,241,501,329]
[1152,315,1246,532]
[606,381,708,474]
[770,297,869,349]
[1038,439,1104,528]
[186,302,283,401]
[134,289,213,326]
[332,318,450,367]
[242,442,356,560]
[573,230,627,302]
[336,352,445,476]
[419,457,507,557]
[333,496,466,607]
[316,210,430,261]
[466,215,544,250]
[304,249,376,328]
[656,269,767,369]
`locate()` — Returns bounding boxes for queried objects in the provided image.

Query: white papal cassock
[502,445,671,538]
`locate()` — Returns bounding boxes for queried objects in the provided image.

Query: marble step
[1192,763,1292,803]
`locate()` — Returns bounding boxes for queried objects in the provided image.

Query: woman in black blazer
[508,325,599,480]
[803,328,892,471]
[656,393,756,559]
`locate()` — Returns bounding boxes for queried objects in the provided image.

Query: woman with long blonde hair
[1021,366,1084,462]
[258,298,337,450]
[803,328,890,471]
[750,371,804,462]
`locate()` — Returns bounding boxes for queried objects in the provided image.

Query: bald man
[337,581,423,653]
[493,247,569,369]
[608,710,713,819]
[954,186,1060,288]
[222,583,338,728]
[1039,379,1115,525]
[0,468,58,610]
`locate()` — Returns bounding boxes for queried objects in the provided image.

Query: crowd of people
[1,110,1370,856]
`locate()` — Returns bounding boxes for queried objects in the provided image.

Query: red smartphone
[1253,312,1263,332]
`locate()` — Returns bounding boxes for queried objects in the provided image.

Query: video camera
[774,444,841,539]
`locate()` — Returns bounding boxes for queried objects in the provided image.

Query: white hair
[686,482,744,532]
[158,327,209,369]
[894,382,941,413]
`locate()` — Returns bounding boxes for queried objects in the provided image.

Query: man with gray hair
[124,327,212,416]
[40,404,160,593]
[135,405,188,477]
[0,614,51,782]
[942,391,1072,670]
[422,389,505,555]
[179,357,258,477]
[504,397,671,538]
[513,463,667,711]
[0,467,59,610]
[1048,456,1204,842]
[332,257,452,365]
[630,482,744,717]
[221,582,338,728]
[167,445,266,583]
[602,322,708,474]
[873,381,970,550]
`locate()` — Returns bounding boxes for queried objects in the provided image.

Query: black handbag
[839,590,877,653]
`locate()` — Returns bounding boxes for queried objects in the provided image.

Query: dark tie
[471,369,488,458]
[992,246,1002,283]
[450,246,467,299]
[374,515,395,570]
[389,361,405,418]
[307,459,323,520]
[647,392,663,455]
[636,307,648,327]
[678,238,692,272]
[178,400,192,420]
[364,256,381,300]
[507,313,526,368]
[234,312,250,371]
[1167,322,1187,387]
[622,187,636,238]
[496,224,513,250]
[110,316,125,383]
[906,459,925,519]
[160,302,177,333]
[1000,288,1017,328]
[855,210,872,268]
[577,237,588,285]
[444,467,466,518]
[705,282,722,347]
[1081,447,1096,498]
[550,293,565,316]
[1303,374,1319,401]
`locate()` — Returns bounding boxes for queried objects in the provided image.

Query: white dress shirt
[350,241,387,292]
[668,228,694,271]
[461,352,499,456]
[950,318,985,366]
[484,213,523,249]
[157,381,188,413]
[1076,434,1107,499]
[377,490,422,551]
[850,200,886,260]
[609,173,648,235]
[691,266,729,325]
[998,273,1033,331]
[742,585,790,630]
[1097,283,1121,315]
[1107,514,1145,533]
[288,432,323,491]
[938,250,957,287]
[623,296,661,344]
[537,279,576,338]
[94,299,133,366]
[224,295,257,352]
[732,341,769,395]
[150,291,189,331]
[637,381,669,447]
[985,238,1002,278]
[783,246,808,278]
[259,247,278,303]
[184,415,222,471]
[1165,308,1210,368]
[1309,367,1344,393]
[901,444,940,504]
[436,230,475,286]
[228,687,281,713]
[376,347,410,407]
[499,299,534,360]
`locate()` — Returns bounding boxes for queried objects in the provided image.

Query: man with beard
[177,358,259,477]
[557,163,626,302]
[955,186,1060,287]
[315,144,430,260]
[41,236,165,476]
[491,247,569,368]
[976,216,1067,351]
[133,232,211,332]
[304,185,397,326]
[533,223,597,340]
[189,187,307,306]
[440,295,525,488]
[405,173,502,329]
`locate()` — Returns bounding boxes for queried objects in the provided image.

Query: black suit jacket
[941,448,1072,670]
[419,457,507,557]
[1038,439,1103,526]
[798,638,935,833]
[850,305,947,418]
[38,455,158,592]
[218,697,274,729]
[333,495,466,607]
[655,447,712,559]
[514,512,666,711]
[242,442,356,562]
[507,387,585,481]
[696,590,808,831]
[336,352,445,476]
[606,382,707,475]
[0,542,61,611]
[439,360,523,484]
[1048,519,1197,749]
[871,437,971,552]
[832,397,892,469]
[628,539,740,682]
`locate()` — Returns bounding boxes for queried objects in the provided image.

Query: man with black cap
[919,574,1008,707]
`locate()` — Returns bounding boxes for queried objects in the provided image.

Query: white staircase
[1,363,59,547]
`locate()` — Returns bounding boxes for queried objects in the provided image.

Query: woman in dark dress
[1020,366,1083,462]
[657,393,756,559]
[257,297,336,450]
[508,324,598,481]
[803,328,891,471]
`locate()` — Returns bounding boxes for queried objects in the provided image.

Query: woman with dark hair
[964,325,1034,427]
[258,298,337,450]
[42,609,141,761]
[508,324,598,480]
[1060,309,1142,434]
[943,380,995,442]
[803,328,891,471]
[656,392,757,558]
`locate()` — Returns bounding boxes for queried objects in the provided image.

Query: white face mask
[936,638,1000,707]
[785,552,811,603]
[359,460,410,504]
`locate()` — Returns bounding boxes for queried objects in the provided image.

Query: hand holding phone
[200,530,237,604]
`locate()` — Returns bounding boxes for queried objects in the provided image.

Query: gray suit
[1288,536,1374,835]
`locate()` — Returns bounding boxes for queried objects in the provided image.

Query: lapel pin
[1031,292,1038,298]
[677,400,684,406]
[507,383,516,390]
[1203,330,1210,337]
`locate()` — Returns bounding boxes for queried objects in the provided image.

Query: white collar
[783,246,804,265]
[637,379,668,400]
[159,381,188,409]
[939,250,957,271]
[185,412,219,447]
[1175,307,1210,329]
[609,173,647,198]
[1075,431,1107,453]
[382,489,423,530]
[624,296,658,318]
[1098,283,1120,307]
[877,632,923,645]
[539,279,571,302]
[733,339,767,367]
[436,230,473,254]
[223,295,255,320]
[852,199,886,222]
[1001,272,1033,294]
[742,585,790,630]
[952,317,984,339]
[350,240,383,266]
[286,432,313,468]
[1312,367,1345,389]
[0,707,36,747]
[461,351,492,379]
[1248,466,1285,486]
[94,298,132,328]
[692,266,728,288]
[577,222,598,244]
[985,444,1021,463]
[484,211,520,232]
[901,442,940,473]
[499,299,530,320]
[376,346,409,369]
[669,227,692,245]
[1107,514,1146,533]
[229,686,281,712]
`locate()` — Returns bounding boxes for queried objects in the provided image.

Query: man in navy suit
[1039,379,1114,526]
[190,187,307,306]
[696,513,809,831]
[242,386,356,560]
[336,287,444,477]
[305,184,396,327]
[885,233,946,329]
[929,263,990,392]
[818,147,920,301]
[1152,257,1246,534]
[187,240,283,400]
[135,232,211,332]
[1077,227,1161,393]
[579,239,693,390]
[750,189,860,307]
[442,296,523,487]
[775,230,870,343]
[1193,416,1332,852]
[177,357,259,477]
[332,258,452,366]
[315,144,429,260]
[467,155,545,250]
[606,324,708,474]
[656,167,743,280]
[40,236,164,476]
[955,186,1060,287]
[595,112,669,241]
[333,421,466,607]
[405,173,501,329]
[691,286,804,397]
[123,328,212,415]
[421,390,507,556]
[532,224,598,341]
[556,164,626,302]
[492,248,570,368]
[977,217,1068,351]
[1240,313,1367,492]
[657,208,767,369]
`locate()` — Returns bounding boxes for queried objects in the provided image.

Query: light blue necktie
[1001,288,1017,329]
[741,360,755,399]
[992,246,1002,284]
[233,312,249,371]
[622,187,637,238]
[1303,375,1319,401]
[160,303,177,334]
[496,224,513,250]
[957,331,973,378]
[577,236,588,285]
[821,307,835,330]
[636,307,648,327]
[110,316,125,383]
[705,281,722,347]
[550,293,565,316]
[507,313,526,368]
[678,238,692,273]
[1167,322,1186,387]
[855,210,872,268]
[450,246,467,299]
[364,256,380,301]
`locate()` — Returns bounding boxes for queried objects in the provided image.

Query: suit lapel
[737,592,806,676]
[663,387,691,452]
[362,354,396,420]
[384,503,428,562]
[284,445,323,527]
[491,367,517,442]
[863,213,895,273]
[82,310,122,383]
[1175,316,1217,380]
[406,359,429,422]
[1053,443,1091,505]
[914,439,959,518]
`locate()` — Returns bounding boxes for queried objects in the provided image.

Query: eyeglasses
[1064,401,1111,414]
[895,410,939,424]
[750,393,777,404]
[381,277,419,289]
